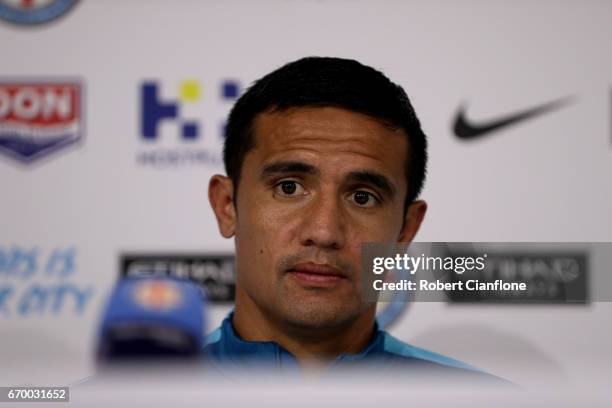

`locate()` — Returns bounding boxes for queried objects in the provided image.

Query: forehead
[249,107,408,183]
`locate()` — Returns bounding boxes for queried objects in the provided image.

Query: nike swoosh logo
[453,96,575,140]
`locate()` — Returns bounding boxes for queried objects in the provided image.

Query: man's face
[217,107,418,330]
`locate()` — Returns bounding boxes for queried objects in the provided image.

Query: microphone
[96,276,206,364]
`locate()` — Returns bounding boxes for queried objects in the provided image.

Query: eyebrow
[261,161,320,178]
[345,171,397,198]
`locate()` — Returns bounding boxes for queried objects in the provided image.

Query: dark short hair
[223,56,428,209]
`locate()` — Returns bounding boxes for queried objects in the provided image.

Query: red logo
[0,81,83,164]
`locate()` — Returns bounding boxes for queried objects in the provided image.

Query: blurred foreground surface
[52,372,612,407]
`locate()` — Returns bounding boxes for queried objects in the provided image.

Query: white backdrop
[1,0,611,390]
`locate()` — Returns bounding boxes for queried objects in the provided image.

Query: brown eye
[273,180,306,197]
[354,191,370,205]
[350,190,379,208]
[281,181,297,195]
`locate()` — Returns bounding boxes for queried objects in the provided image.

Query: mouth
[286,262,347,286]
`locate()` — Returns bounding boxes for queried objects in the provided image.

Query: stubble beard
[267,276,368,332]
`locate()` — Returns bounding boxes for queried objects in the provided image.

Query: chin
[277,298,364,331]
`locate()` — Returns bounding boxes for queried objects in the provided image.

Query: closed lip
[287,262,347,278]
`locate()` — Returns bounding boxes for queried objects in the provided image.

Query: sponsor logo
[120,254,235,302]
[453,96,574,140]
[0,0,79,25]
[137,79,240,167]
[133,279,182,310]
[0,80,83,164]
[0,245,94,317]
[447,251,588,303]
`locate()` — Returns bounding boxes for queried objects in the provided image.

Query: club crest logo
[133,280,183,310]
[0,0,79,25]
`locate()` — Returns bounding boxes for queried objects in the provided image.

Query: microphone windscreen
[97,276,206,362]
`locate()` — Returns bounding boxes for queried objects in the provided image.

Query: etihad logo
[120,253,236,302]
[453,96,574,140]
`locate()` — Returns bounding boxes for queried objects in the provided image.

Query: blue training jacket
[202,313,503,382]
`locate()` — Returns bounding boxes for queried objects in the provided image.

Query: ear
[208,175,237,238]
[398,200,427,243]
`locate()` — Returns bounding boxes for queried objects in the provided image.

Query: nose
[298,191,346,250]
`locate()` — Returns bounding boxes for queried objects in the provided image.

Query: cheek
[350,209,404,242]
[235,197,300,271]
[234,215,272,290]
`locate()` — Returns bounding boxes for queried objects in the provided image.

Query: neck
[233,289,376,366]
